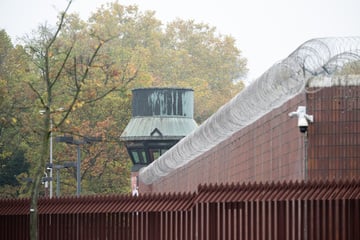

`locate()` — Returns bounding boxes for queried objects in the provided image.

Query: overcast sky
[1,0,359,82]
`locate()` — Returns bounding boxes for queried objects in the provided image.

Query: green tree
[149,19,247,122]
[1,0,249,200]
[0,150,29,186]
[1,1,248,203]
[0,30,32,197]
[84,3,248,123]
[20,1,139,239]
[54,95,132,196]
[47,2,146,196]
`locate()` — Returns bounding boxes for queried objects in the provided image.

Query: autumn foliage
[0,1,247,198]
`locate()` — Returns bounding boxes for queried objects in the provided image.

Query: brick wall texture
[307,86,360,180]
[139,86,360,194]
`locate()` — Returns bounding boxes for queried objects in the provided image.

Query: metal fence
[1,179,359,240]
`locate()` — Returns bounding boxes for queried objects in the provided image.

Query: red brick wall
[139,93,306,194]
[139,86,360,194]
[307,86,360,180]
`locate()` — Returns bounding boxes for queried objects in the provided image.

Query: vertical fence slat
[342,199,347,240]
[354,199,360,240]
[329,199,335,240]
[286,200,291,240]
[216,202,220,240]
[321,200,327,240]
[1,181,359,240]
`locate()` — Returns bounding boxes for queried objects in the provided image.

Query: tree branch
[27,82,46,109]
[47,0,72,49]
[51,44,74,89]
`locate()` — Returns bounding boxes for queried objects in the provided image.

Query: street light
[21,174,53,197]
[47,162,76,197]
[56,135,102,196]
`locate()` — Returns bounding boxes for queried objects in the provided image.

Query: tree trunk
[29,174,41,240]
[30,118,50,240]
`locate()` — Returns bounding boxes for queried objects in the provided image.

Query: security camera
[298,117,308,133]
[288,106,314,133]
[46,163,53,170]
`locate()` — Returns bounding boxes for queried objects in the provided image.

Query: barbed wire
[139,36,360,185]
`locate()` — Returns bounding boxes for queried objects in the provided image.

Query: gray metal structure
[120,88,198,169]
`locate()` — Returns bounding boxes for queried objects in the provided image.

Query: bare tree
[25,1,137,239]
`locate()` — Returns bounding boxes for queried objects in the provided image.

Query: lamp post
[40,107,64,198]
[49,119,53,198]
[56,136,101,196]
[76,144,81,196]
[47,162,76,197]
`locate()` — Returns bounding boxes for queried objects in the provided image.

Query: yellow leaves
[72,101,85,111]
[0,150,12,159]
[77,101,85,108]
[125,63,138,76]
[0,117,17,125]
[93,40,105,49]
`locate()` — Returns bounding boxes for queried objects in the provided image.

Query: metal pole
[56,169,60,197]
[49,119,53,198]
[44,172,49,197]
[76,144,81,196]
[304,133,308,181]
